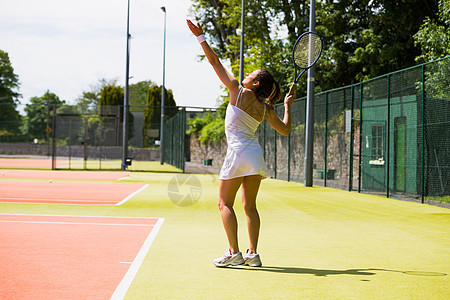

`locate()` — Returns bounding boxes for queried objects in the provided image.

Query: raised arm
[187,20,239,94]
[265,84,296,136]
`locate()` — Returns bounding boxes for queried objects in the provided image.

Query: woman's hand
[284,94,295,108]
[187,19,204,37]
[186,19,239,93]
[284,83,296,108]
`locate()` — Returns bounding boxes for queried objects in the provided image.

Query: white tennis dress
[219,87,268,180]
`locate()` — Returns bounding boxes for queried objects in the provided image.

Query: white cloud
[0,0,224,109]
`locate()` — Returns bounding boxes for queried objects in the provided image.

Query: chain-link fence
[51,104,172,171]
[258,56,450,203]
[1,57,449,203]
[0,103,180,172]
[163,108,186,172]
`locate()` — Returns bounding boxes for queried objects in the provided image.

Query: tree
[99,85,124,110]
[24,91,65,142]
[75,79,153,146]
[190,0,303,96]
[187,98,228,145]
[0,49,21,135]
[316,0,439,87]
[99,85,134,142]
[129,80,154,109]
[414,0,450,99]
[191,0,440,96]
[414,0,450,61]
[143,85,177,146]
[75,77,119,114]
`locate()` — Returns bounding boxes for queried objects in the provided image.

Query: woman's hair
[254,68,281,106]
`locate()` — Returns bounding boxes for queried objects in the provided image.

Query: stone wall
[187,125,360,185]
[0,143,50,157]
[188,134,227,167]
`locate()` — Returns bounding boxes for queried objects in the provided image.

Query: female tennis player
[187,20,295,267]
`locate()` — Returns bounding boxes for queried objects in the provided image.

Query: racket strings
[294,33,322,68]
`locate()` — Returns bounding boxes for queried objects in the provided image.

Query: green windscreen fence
[163,108,186,172]
[256,56,450,202]
[423,59,450,199]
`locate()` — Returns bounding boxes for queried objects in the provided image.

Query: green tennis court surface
[0,171,448,299]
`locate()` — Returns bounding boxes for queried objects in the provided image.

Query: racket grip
[288,83,296,95]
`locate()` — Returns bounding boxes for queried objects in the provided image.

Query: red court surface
[0,181,147,205]
[0,169,130,181]
[0,158,55,169]
[0,214,164,300]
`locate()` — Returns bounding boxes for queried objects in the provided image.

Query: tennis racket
[289,31,323,94]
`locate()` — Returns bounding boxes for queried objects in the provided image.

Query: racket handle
[288,83,296,95]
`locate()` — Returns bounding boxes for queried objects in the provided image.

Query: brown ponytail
[254,69,281,106]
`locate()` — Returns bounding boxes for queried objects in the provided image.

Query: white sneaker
[243,249,262,267]
[213,249,244,267]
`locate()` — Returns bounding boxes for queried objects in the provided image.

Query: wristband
[197,34,206,44]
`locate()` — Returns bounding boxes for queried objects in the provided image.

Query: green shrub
[187,112,214,135]
[198,118,225,145]
[187,99,229,145]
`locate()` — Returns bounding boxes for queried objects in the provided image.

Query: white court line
[0,220,155,227]
[116,184,149,206]
[111,218,164,300]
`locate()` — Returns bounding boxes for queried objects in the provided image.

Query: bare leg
[218,177,244,254]
[241,175,262,254]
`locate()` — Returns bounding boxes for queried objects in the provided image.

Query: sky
[1,0,226,111]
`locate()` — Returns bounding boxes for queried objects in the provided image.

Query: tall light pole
[122,0,131,170]
[238,0,245,84]
[159,6,167,165]
[304,0,316,186]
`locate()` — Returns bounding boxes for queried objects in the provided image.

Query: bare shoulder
[265,105,277,120]
[231,86,252,105]
[265,104,275,111]
[241,87,254,98]
[228,82,243,105]
[265,104,275,113]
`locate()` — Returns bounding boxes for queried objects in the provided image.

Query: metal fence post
[324,92,328,187]
[51,104,57,170]
[182,108,186,173]
[288,131,291,181]
[421,65,425,203]
[358,83,363,193]
[386,74,391,198]
[263,121,266,160]
[349,86,355,191]
[274,130,277,179]
[304,0,316,187]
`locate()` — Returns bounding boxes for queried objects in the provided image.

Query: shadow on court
[228,266,447,277]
